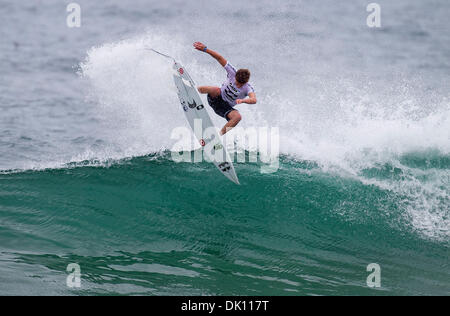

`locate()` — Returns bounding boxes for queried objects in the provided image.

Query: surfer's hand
[194,42,206,51]
[236,99,244,104]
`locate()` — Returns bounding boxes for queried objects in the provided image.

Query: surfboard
[147,49,239,184]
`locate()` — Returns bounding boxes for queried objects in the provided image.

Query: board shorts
[207,94,237,121]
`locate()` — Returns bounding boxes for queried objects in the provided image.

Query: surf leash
[143,47,176,63]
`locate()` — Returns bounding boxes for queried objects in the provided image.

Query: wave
[20,32,446,242]
[1,32,448,242]
[1,150,449,242]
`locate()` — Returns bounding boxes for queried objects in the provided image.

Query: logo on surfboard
[181,100,188,112]
[188,100,197,108]
[187,100,204,110]
[218,162,231,172]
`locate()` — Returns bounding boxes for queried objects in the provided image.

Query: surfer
[194,42,257,135]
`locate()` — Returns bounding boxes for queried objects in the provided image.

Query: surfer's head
[236,69,250,85]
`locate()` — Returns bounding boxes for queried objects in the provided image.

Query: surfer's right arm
[193,42,227,67]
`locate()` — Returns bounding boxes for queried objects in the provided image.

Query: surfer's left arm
[236,92,257,105]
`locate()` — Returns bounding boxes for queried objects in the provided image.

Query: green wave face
[1,152,448,295]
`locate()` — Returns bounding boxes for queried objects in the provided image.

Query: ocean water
[0,0,449,295]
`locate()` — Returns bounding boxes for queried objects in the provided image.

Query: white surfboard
[148,49,239,184]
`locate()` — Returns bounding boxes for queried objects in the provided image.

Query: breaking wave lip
[0,149,167,175]
[356,159,449,242]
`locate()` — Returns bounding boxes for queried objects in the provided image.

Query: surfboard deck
[172,62,240,185]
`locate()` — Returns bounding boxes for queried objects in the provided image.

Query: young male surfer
[193,42,257,135]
